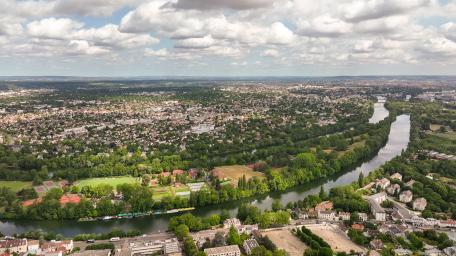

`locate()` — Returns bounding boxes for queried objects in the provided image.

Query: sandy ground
[306,224,366,253]
[261,230,307,256]
[212,165,265,184]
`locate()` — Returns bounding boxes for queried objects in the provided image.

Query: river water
[0,103,410,236]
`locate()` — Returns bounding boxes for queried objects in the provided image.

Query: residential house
[386,184,400,195]
[164,240,181,255]
[238,224,259,235]
[399,191,413,203]
[369,192,387,204]
[376,178,390,190]
[243,239,259,255]
[339,212,351,221]
[27,240,40,254]
[394,249,412,255]
[390,173,403,181]
[41,240,73,254]
[443,246,456,256]
[369,239,383,250]
[424,248,444,256]
[204,245,241,256]
[314,201,333,212]
[413,198,427,211]
[358,213,368,221]
[351,223,364,231]
[0,239,28,254]
[172,169,184,177]
[405,180,415,188]
[224,218,241,229]
[367,193,387,221]
[191,230,220,248]
[318,211,337,221]
[439,219,456,228]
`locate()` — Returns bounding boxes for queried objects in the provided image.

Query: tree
[183,236,199,256]
[272,199,282,212]
[141,174,151,186]
[358,172,364,188]
[319,186,327,200]
[227,226,241,246]
[220,210,230,221]
[175,224,190,240]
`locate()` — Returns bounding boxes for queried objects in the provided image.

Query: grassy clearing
[433,131,456,140]
[212,165,265,184]
[152,186,173,200]
[75,176,139,188]
[0,181,32,192]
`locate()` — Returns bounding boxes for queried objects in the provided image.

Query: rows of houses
[0,239,73,256]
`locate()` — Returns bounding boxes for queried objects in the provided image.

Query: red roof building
[352,223,365,231]
[173,169,184,176]
[161,172,171,177]
[188,169,198,179]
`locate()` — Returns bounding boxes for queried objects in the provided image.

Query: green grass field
[75,176,139,188]
[151,185,191,200]
[152,186,173,200]
[0,181,32,192]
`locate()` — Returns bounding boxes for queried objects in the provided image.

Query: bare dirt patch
[261,229,307,256]
[212,165,265,185]
[306,224,366,253]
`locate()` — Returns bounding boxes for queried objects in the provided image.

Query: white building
[223,218,241,229]
[369,192,387,204]
[164,240,181,255]
[237,224,258,235]
[367,193,387,222]
[390,173,402,181]
[339,212,351,221]
[413,198,427,211]
[376,178,390,190]
[386,184,401,195]
[358,213,368,221]
[204,245,241,256]
[317,211,338,221]
[399,191,413,203]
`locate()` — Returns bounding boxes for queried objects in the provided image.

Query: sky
[1,0,456,77]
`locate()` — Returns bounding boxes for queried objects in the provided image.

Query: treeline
[187,114,395,210]
[294,226,333,256]
[236,204,290,228]
[73,229,141,241]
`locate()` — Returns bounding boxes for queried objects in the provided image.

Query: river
[0,103,410,236]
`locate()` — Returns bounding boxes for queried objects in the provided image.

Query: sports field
[306,224,366,253]
[261,229,307,256]
[0,181,32,192]
[75,176,139,188]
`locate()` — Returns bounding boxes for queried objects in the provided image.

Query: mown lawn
[0,181,33,192]
[75,176,139,188]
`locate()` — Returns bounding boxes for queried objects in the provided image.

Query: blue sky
[0,0,456,76]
